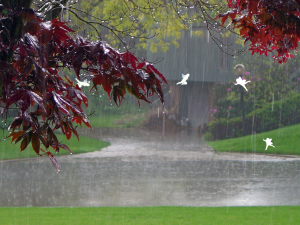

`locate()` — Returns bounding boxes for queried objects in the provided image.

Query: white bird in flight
[176,73,190,85]
[75,78,90,88]
[263,138,275,150]
[234,77,251,91]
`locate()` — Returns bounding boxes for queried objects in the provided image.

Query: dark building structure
[147,28,236,128]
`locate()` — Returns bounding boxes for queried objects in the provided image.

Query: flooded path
[1,128,300,207]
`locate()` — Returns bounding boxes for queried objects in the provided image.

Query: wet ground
[1,127,300,207]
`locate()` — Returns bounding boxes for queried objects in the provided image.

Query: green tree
[69,0,226,52]
[213,52,300,121]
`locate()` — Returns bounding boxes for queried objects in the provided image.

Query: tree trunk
[168,81,180,118]
[1,0,33,59]
[0,0,33,97]
[208,82,215,123]
[2,0,33,9]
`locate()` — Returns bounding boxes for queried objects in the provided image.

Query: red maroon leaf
[8,117,23,131]
[8,131,24,144]
[146,64,168,84]
[47,127,59,152]
[26,19,41,36]
[44,151,60,173]
[67,86,88,107]
[18,9,36,21]
[72,115,92,129]
[28,91,46,113]
[136,62,146,69]
[52,92,82,115]
[72,48,84,77]
[39,135,49,148]
[20,131,33,151]
[31,133,40,155]
[58,142,73,154]
[39,29,52,45]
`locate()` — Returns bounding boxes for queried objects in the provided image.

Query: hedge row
[207,93,300,140]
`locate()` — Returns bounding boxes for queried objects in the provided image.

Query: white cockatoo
[234,77,251,91]
[263,138,275,150]
[75,78,90,88]
[176,73,190,85]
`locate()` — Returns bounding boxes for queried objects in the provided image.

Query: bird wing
[182,73,190,78]
[182,74,190,82]
[75,78,83,87]
[82,79,90,86]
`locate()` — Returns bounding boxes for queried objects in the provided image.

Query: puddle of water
[1,159,300,207]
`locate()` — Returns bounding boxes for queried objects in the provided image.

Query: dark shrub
[207,93,300,140]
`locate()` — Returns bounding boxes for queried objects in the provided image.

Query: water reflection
[1,156,300,207]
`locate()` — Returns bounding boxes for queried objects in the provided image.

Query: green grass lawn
[0,112,146,161]
[0,133,110,160]
[206,123,300,155]
[88,113,147,128]
[0,206,299,225]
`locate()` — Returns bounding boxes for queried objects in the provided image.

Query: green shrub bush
[203,132,214,141]
[207,93,300,140]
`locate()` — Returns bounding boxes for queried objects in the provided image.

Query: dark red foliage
[0,6,166,172]
[217,0,300,63]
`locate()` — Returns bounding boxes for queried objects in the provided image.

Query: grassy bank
[0,206,299,224]
[88,113,147,128]
[206,123,300,155]
[0,133,110,160]
[0,112,146,161]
